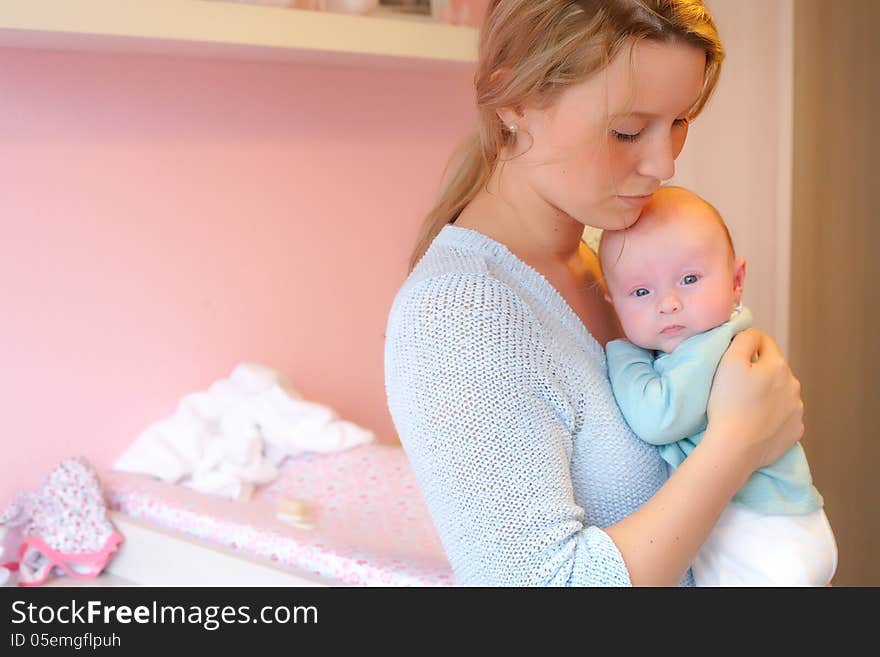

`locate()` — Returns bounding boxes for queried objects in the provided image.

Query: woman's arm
[605,329,804,585]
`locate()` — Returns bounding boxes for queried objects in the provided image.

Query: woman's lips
[617,193,654,208]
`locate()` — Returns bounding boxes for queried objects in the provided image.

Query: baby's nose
[659,293,682,314]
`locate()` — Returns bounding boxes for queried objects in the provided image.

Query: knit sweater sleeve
[384,273,632,586]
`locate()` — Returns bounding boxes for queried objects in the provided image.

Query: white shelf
[0,0,479,70]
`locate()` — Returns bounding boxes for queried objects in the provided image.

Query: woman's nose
[659,293,682,314]
[637,136,676,182]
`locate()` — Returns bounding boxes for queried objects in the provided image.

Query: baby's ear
[733,257,746,302]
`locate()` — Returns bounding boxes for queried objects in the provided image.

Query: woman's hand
[707,328,805,470]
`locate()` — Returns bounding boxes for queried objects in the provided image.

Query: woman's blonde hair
[408,0,724,271]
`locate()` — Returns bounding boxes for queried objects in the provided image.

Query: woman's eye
[632,288,650,297]
[682,274,699,285]
[612,130,640,143]
[613,118,687,143]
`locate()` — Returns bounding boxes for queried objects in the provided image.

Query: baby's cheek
[618,307,654,348]
[614,305,636,336]
[701,297,739,331]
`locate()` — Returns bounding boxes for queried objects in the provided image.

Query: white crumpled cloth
[113,364,374,500]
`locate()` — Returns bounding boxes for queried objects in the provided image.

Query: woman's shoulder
[387,250,544,361]
[390,261,528,330]
[407,224,501,280]
[403,249,492,293]
[393,227,518,308]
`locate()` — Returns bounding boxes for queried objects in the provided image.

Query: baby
[598,186,837,586]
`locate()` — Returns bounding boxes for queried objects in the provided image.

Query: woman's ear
[488,68,526,130]
[496,106,525,131]
[732,257,746,303]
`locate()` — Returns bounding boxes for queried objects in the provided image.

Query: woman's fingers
[711,328,805,468]
[753,330,784,367]
[753,331,805,458]
[724,328,762,364]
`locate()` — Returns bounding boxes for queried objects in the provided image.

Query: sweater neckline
[436,224,605,361]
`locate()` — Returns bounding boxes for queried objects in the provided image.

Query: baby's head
[599,186,746,353]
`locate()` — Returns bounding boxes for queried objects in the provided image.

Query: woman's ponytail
[408,131,492,272]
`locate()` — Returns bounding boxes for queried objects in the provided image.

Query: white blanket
[113,364,375,500]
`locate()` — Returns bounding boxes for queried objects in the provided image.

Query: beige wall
[790,0,879,585]
[673,0,794,352]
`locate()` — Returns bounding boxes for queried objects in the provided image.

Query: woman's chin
[583,206,641,232]
[615,205,644,230]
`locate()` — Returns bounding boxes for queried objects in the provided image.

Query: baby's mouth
[660,325,686,335]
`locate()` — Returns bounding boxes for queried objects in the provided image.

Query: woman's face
[515,40,707,231]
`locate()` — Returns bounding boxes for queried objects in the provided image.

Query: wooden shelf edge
[0,0,479,69]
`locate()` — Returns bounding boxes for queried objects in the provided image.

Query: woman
[384,0,804,586]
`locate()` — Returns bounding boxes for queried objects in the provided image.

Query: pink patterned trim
[106,445,454,586]
[17,531,124,587]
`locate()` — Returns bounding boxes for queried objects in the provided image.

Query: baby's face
[601,196,744,353]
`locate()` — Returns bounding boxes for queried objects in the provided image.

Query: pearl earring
[507,123,518,134]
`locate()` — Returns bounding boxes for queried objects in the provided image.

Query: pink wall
[0,47,476,504]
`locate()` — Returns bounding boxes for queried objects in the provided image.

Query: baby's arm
[606,309,753,445]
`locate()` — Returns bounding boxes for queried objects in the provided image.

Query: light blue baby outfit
[605,307,823,516]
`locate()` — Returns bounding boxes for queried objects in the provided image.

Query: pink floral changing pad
[103,445,453,586]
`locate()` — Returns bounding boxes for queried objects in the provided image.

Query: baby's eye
[631,288,650,297]
[681,274,699,285]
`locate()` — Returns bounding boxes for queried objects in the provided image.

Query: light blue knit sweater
[384,225,693,586]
